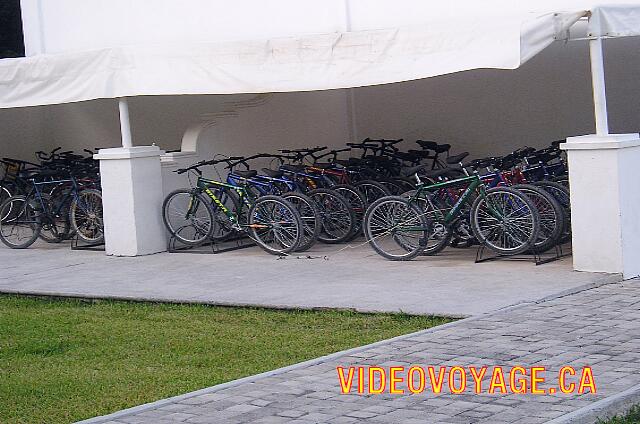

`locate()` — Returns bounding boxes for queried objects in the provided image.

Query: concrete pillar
[561,134,640,279]
[94,146,167,256]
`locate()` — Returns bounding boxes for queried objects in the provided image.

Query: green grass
[600,405,640,424]
[0,295,453,424]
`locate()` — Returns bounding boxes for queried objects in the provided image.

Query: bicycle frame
[409,175,485,226]
[28,176,81,220]
[195,176,250,225]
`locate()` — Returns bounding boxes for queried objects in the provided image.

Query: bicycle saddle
[446,152,469,165]
[233,170,258,178]
[415,140,438,150]
[261,168,284,178]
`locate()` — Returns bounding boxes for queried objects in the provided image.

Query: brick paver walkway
[85,280,640,424]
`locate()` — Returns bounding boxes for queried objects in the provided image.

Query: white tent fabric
[1,1,640,109]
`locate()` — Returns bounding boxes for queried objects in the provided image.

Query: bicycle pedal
[419,237,428,247]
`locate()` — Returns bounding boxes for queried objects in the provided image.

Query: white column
[93,99,166,256]
[118,97,133,148]
[561,135,640,279]
[589,37,609,136]
[560,33,640,279]
[343,0,358,142]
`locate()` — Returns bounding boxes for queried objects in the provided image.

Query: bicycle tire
[513,184,564,252]
[280,192,321,252]
[402,190,452,255]
[332,184,366,241]
[308,188,355,244]
[353,180,392,205]
[0,183,13,220]
[533,181,571,244]
[247,195,303,255]
[162,189,215,246]
[70,189,105,244]
[0,195,42,249]
[363,196,429,261]
[470,186,540,255]
[38,193,71,243]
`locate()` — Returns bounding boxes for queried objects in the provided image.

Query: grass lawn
[0,295,452,424]
[600,405,640,424]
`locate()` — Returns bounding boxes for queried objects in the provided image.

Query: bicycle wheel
[533,181,571,244]
[247,195,302,255]
[513,184,564,252]
[38,193,71,243]
[470,186,539,255]
[363,196,429,261]
[402,190,452,255]
[353,180,392,205]
[163,189,215,245]
[280,192,321,252]
[378,179,407,196]
[0,183,12,221]
[0,195,42,249]
[69,189,105,244]
[308,188,355,244]
[332,184,366,240]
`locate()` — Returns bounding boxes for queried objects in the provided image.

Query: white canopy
[1,0,640,109]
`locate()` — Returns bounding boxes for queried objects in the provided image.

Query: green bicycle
[363,168,540,260]
[163,159,303,255]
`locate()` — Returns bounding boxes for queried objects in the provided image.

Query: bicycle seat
[280,164,306,173]
[233,170,258,179]
[416,140,439,150]
[261,168,284,178]
[446,152,469,164]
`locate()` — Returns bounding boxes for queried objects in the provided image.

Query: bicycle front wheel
[163,189,215,246]
[470,187,539,255]
[0,183,13,221]
[70,189,104,244]
[363,196,429,261]
[248,195,303,255]
[0,195,42,249]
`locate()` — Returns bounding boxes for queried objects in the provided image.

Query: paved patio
[0,241,619,316]
[79,279,640,424]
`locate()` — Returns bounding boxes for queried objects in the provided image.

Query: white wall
[352,36,640,158]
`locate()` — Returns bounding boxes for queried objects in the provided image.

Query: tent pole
[343,0,358,142]
[118,97,133,148]
[589,36,609,136]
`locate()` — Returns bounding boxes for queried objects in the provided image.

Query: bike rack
[70,234,106,252]
[475,242,571,266]
[168,232,254,254]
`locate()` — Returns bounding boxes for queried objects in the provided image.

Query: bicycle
[363,168,540,260]
[162,160,304,255]
[0,169,104,249]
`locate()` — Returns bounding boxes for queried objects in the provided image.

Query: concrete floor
[0,240,620,317]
